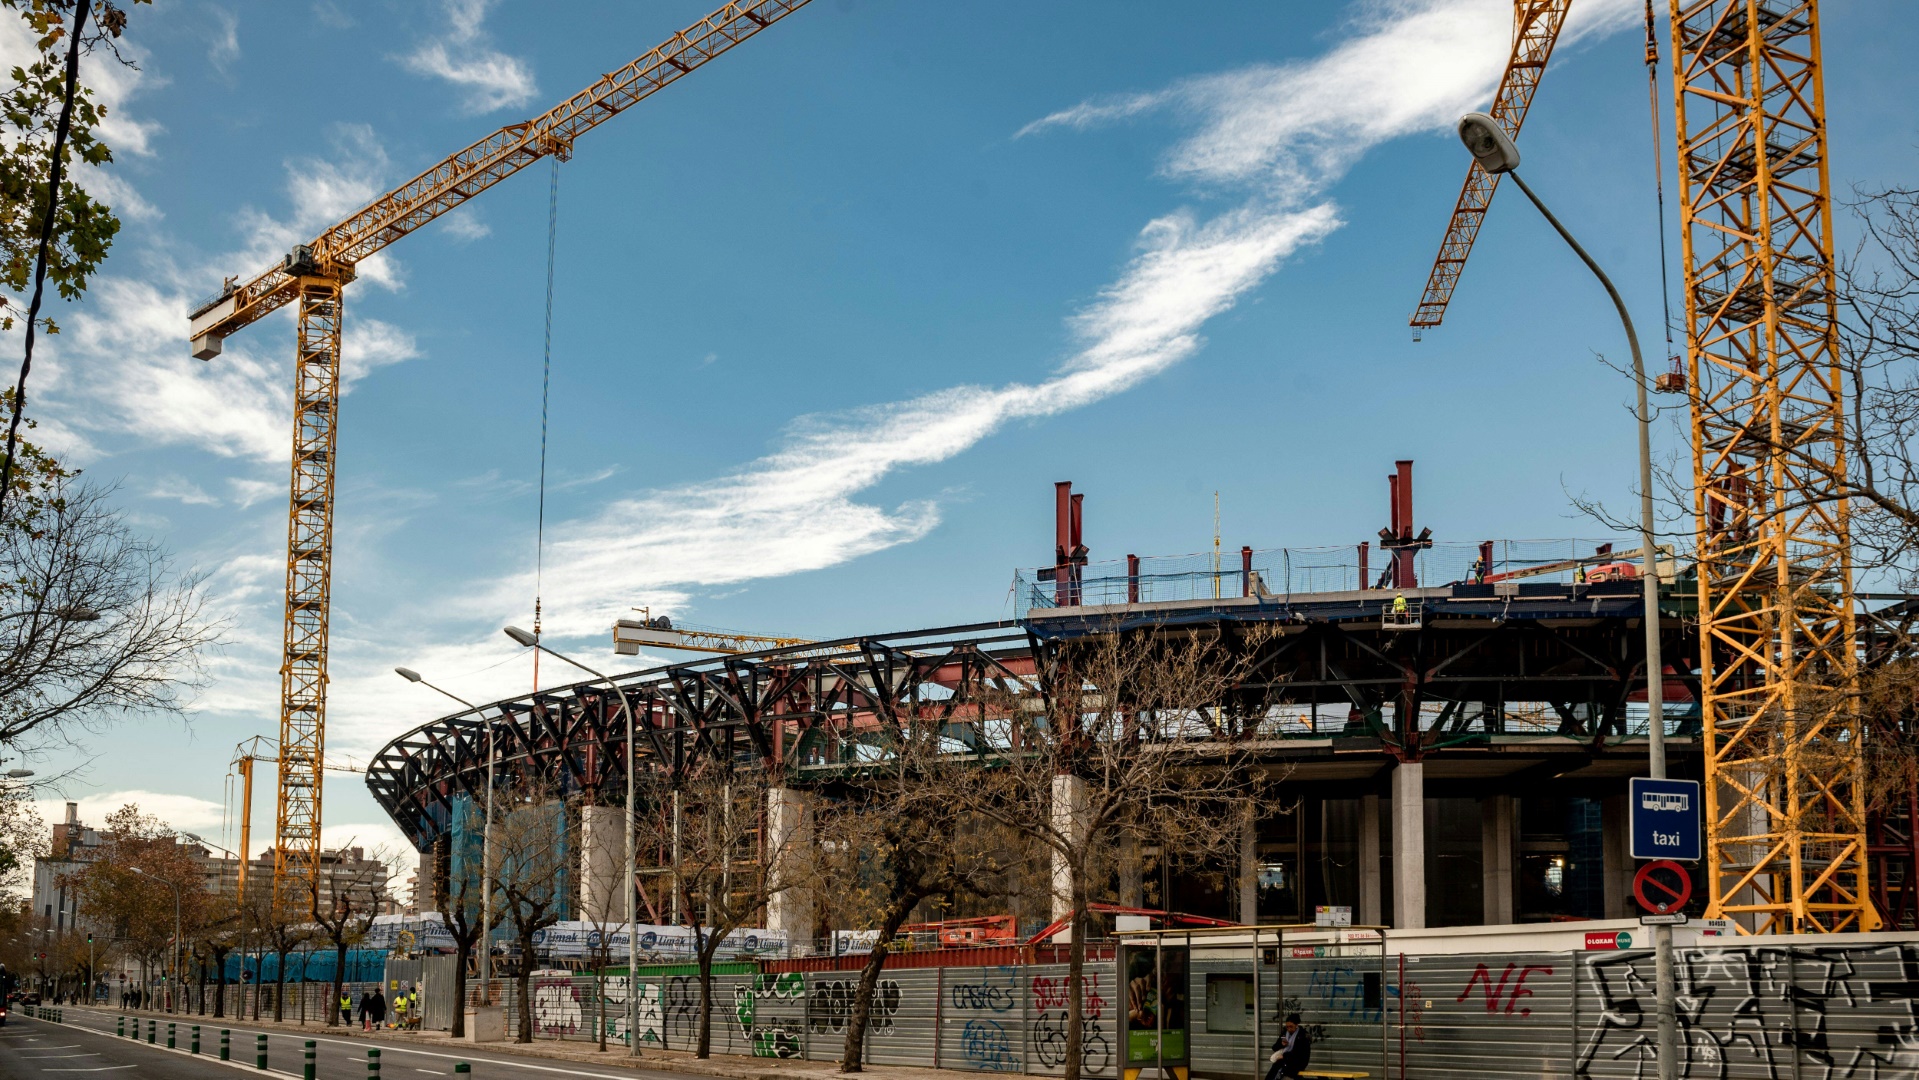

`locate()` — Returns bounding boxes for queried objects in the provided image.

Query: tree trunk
[842,898,917,1071]
[274,948,287,1021]
[449,937,470,1039]
[516,931,534,1044]
[328,942,347,1028]
[212,951,226,1019]
[696,948,714,1059]
[1065,890,1087,1080]
[596,960,606,1052]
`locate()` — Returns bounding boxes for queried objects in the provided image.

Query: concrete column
[1392,762,1426,929]
[1481,795,1515,925]
[1051,774,1091,935]
[577,805,624,924]
[1359,794,1382,926]
[1238,804,1258,924]
[765,786,815,942]
[1601,793,1632,918]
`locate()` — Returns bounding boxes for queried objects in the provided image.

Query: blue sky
[18,0,1919,865]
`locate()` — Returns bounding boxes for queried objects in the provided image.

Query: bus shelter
[1113,924,1388,1080]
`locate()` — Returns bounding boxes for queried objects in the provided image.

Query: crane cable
[1645,0,1680,383]
[532,157,560,692]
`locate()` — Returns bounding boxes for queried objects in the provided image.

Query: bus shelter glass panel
[1121,942,1190,1080]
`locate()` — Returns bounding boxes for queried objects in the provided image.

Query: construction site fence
[420,935,1918,1080]
[1015,539,1643,615]
[109,979,388,1026]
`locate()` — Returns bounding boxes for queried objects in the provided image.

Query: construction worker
[1392,593,1408,619]
[1575,564,1587,585]
[339,990,351,1025]
[1469,556,1485,584]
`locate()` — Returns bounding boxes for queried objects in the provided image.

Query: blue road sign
[1630,777,1702,861]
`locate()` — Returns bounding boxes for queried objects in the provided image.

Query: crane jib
[186,0,811,355]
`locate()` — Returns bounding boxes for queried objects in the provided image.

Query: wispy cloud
[206,5,240,75]
[401,0,537,115]
[150,475,219,506]
[460,0,1642,640]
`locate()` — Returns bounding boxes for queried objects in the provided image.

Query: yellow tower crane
[228,737,365,905]
[1410,0,1869,932]
[187,0,814,916]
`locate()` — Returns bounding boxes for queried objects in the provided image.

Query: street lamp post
[394,667,496,1006]
[129,867,181,1016]
[1456,112,1676,1080]
[503,626,641,1057]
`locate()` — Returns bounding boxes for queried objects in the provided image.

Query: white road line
[40,1067,137,1073]
[66,1011,688,1080]
[417,1069,447,1074]
[20,1053,100,1059]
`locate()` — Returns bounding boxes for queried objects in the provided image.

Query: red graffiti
[1455,962,1554,1019]
[1031,973,1105,1018]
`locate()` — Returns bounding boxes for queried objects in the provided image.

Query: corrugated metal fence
[436,939,1919,1080]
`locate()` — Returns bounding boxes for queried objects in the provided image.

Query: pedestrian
[371,987,388,1029]
[340,990,351,1025]
[1265,1013,1313,1080]
[358,989,374,1031]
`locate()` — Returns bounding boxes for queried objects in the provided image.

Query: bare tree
[434,834,486,1039]
[487,782,574,1044]
[0,478,219,757]
[310,846,394,1029]
[70,804,206,1009]
[815,735,1009,1072]
[946,626,1276,1080]
[636,765,795,1059]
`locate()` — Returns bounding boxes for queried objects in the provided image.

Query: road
[0,1009,699,1080]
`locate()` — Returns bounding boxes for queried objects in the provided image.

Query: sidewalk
[80,1004,951,1080]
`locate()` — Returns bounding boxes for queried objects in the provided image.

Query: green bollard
[221,1029,231,1061]
[367,1047,381,1080]
[454,1064,470,1075]
[117,1016,124,1038]
[167,1022,176,1049]
[148,1019,156,1044]
[193,1025,201,1054]
[256,1032,268,1070]
[304,1040,317,1080]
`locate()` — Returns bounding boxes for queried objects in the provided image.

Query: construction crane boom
[1408,0,1571,335]
[185,0,813,917]
[188,0,812,357]
[615,609,823,655]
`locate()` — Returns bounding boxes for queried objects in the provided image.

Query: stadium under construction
[370,463,1919,944]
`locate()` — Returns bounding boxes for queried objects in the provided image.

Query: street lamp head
[502,625,538,648]
[395,666,423,683]
[1458,112,1520,174]
[52,604,101,623]
[4,768,31,779]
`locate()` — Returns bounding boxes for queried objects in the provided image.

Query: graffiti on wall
[809,977,902,1036]
[951,967,1020,1013]
[1030,972,1111,1074]
[532,976,582,1036]
[1305,965,1384,1025]
[663,976,699,1049]
[1455,963,1554,1019]
[734,971,806,1058]
[1575,943,1919,1080]
[962,1019,1020,1071]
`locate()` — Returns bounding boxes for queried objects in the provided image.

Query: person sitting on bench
[1266,1013,1312,1080]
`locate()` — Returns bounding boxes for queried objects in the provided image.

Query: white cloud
[439,207,491,242]
[150,475,219,506]
[207,6,240,74]
[35,790,227,836]
[401,0,537,115]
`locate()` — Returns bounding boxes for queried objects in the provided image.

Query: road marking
[63,1010,685,1080]
[40,1067,137,1073]
[21,1053,100,1059]
[417,1069,446,1074]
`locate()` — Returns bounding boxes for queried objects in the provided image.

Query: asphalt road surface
[0,1009,698,1080]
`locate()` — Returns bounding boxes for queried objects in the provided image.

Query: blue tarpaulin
[223,948,386,984]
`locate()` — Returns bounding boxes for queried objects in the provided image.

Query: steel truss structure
[1670,0,1873,932]
[367,593,1699,859]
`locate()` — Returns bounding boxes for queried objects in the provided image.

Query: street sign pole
[1631,766,1697,1080]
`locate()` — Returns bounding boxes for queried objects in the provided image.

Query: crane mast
[185,0,814,917]
[1669,0,1873,933]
